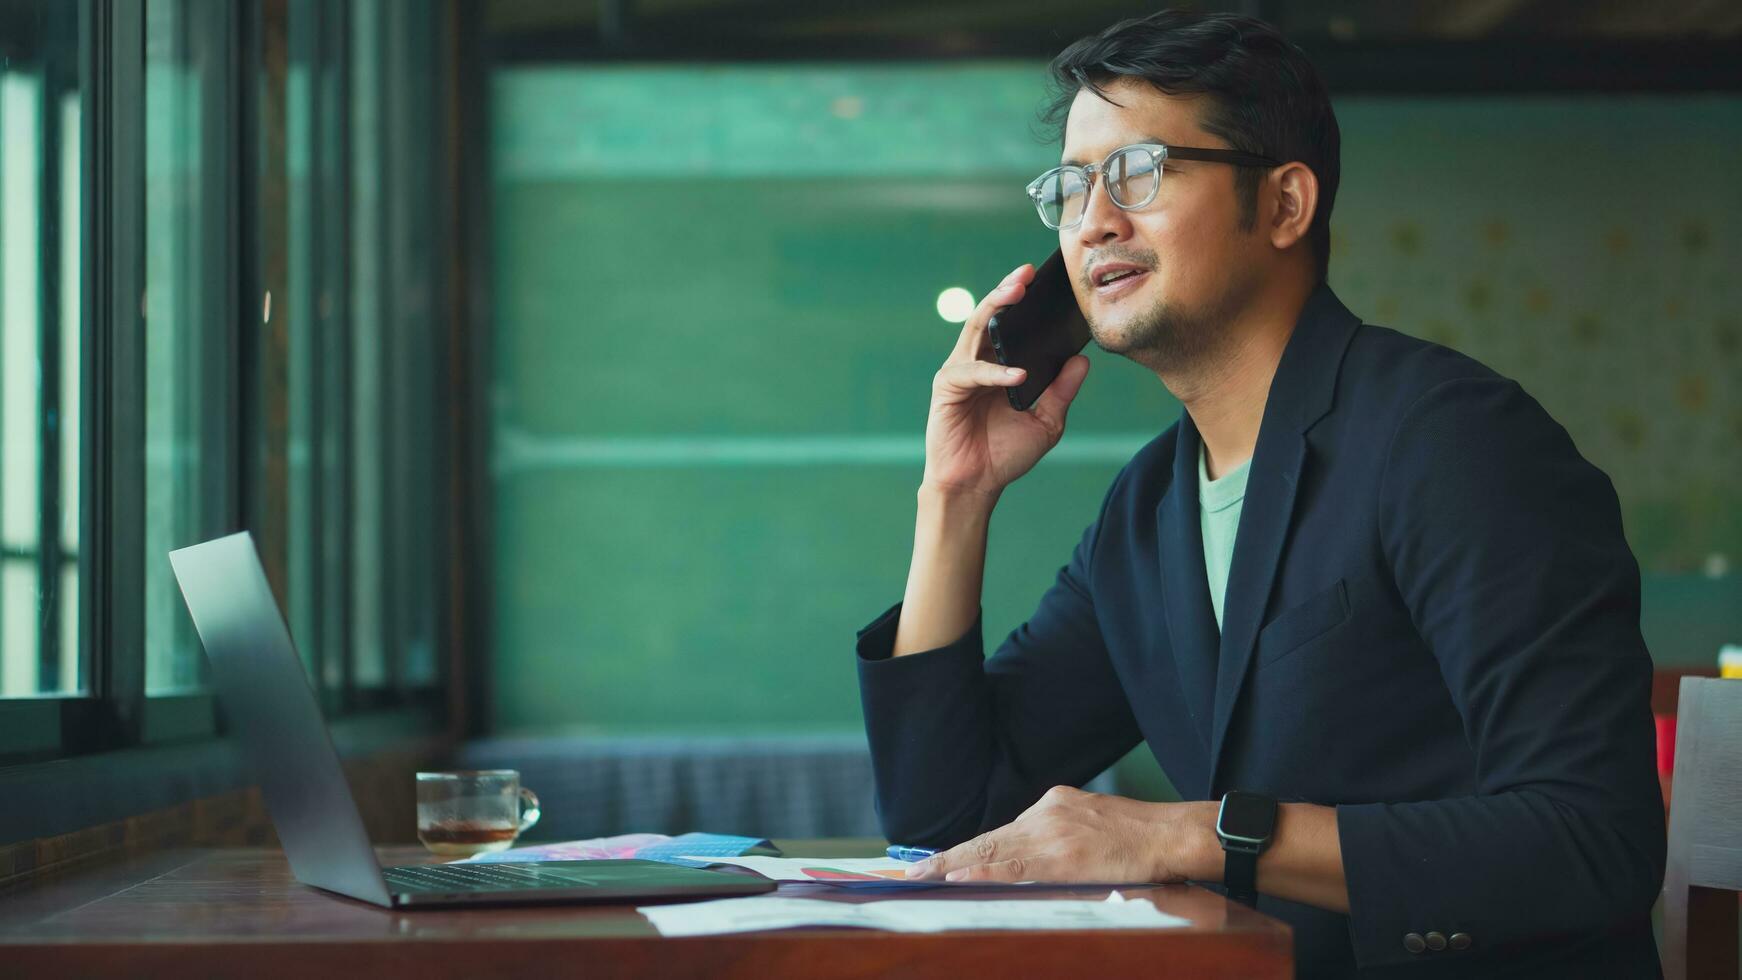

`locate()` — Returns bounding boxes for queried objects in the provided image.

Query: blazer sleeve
[854,479,1144,849]
[1337,375,1666,969]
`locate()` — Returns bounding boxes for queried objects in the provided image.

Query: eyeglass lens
[1036,147,1161,229]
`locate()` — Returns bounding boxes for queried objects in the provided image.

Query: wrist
[1154,801,1224,882]
[1193,800,1226,881]
[917,481,1000,516]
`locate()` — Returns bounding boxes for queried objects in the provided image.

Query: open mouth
[1092,268,1149,298]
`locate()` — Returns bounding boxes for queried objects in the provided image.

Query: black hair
[1043,9,1341,283]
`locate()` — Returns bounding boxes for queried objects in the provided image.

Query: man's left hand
[903,786,1220,884]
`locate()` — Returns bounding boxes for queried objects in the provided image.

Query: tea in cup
[415,770,541,857]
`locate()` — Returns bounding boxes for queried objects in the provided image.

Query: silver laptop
[169,531,776,908]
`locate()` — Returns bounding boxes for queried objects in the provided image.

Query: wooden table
[0,841,1291,978]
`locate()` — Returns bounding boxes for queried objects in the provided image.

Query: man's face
[1058,79,1265,370]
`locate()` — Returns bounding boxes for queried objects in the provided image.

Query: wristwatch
[1216,791,1278,907]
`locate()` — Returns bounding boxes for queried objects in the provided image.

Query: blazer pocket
[1255,579,1350,668]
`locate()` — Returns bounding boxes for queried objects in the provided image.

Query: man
[853,10,1665,978]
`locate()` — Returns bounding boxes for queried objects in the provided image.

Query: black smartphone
[986,249,1092,412]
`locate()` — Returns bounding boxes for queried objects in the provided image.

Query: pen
[886,845,939,862]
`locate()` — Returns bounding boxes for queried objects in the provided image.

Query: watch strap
[1222,841,1260,907]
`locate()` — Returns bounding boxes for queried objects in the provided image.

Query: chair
[1662,676,1742,980]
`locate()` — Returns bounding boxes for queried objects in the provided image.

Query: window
[143,0,230,698]
[286,0,351,697]
[0,1,82,702]
[1,0,464,769]
[347,0,386,692]
[343,0,450,700]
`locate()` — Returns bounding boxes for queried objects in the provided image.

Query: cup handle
[517,787,541,834]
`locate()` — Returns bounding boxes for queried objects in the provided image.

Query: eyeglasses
[1026,142,1281,230]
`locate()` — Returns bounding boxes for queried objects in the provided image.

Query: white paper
[674,854,916,882]
[639,892,1188,937]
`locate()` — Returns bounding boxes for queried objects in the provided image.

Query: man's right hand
[922,263,1092,500]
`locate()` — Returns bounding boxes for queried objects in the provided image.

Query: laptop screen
[169,532,392,906]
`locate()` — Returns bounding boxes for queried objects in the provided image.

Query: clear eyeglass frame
[1026,142,1282,231]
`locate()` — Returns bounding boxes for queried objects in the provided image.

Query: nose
[1075,170,1132,247]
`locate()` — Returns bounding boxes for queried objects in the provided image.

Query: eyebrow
[1060,136,1177,168]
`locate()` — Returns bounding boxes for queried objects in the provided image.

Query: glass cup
[415,770,541,857]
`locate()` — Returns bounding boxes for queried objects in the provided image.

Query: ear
[1266,162,1318,252]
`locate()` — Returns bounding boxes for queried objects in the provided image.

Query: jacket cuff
[1338,802,1477,969]
[855,601,983,663]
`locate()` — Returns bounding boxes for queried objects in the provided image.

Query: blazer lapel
[1206,430,1306,793]
[1158,413,1219,755]
[1205,284,1363,793]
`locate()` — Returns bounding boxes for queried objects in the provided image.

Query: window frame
[0,0,464,780]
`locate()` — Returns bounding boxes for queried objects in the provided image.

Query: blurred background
[1,0,1738,866]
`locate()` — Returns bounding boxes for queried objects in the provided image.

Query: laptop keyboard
[382,862,601,894]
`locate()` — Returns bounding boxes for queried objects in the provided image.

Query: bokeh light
[935,286,975,322]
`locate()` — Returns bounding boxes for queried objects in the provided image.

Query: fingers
[906,839,1044,884]
[950,265,1033,361]
[906,831,994,880]
[1027,355,1091,430]
[944,858,1034,883]
[933,359,1026,397]
[907,827,1037,882]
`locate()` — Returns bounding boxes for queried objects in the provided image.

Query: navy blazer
[856,284,1665,978]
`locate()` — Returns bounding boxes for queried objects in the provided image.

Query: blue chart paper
[633,832,776,868]
[459,831,776,866]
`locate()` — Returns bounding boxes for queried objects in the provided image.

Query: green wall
[490,63,1742,735]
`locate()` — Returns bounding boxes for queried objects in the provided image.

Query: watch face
[1217,792,1277,844]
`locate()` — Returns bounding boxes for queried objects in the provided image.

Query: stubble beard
[1087,280,1249,376]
